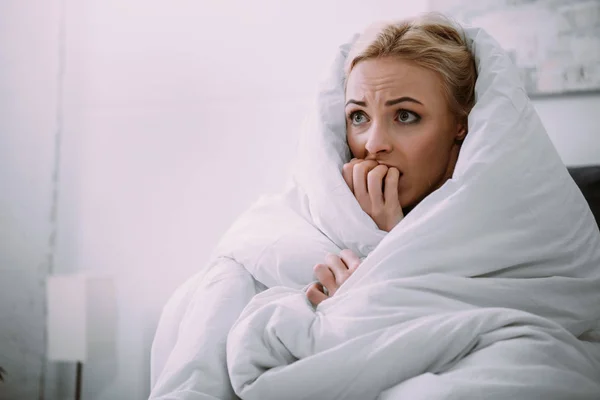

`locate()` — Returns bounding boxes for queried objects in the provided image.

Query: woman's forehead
[345,57,445,105]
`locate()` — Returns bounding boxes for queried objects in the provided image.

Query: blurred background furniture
[568,166,600,227]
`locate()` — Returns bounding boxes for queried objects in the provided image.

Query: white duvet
[150,25,600,400]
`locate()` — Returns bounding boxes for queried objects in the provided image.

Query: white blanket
[150,25,600,400]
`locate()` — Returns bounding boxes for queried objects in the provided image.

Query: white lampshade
[46,273,116,362]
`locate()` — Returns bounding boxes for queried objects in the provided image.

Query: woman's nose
[365,123,392,155]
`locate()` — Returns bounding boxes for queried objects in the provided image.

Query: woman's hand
[342,158,404,232]
[306,250,361,307]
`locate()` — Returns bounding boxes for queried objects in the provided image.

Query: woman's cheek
[347,135,366,158]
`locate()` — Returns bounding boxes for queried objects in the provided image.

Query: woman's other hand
[342,158,404,232]
[306,250,361,307]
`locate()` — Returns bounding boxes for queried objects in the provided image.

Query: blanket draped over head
[150,25,600,400]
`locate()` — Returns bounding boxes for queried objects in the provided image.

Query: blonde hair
[345,13,477,126]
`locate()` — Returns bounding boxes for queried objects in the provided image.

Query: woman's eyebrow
[345,99,367,107]
[344,97,423,107]
[385,97,423,106]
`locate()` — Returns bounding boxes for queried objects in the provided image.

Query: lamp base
[75,362,82,400]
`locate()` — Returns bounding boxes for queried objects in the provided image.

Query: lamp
[46,273,116,400]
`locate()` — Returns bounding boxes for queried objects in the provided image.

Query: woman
[151,13,600,400]
[307,16,476,307]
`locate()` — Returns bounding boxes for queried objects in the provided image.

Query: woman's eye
[350,112,367,125]
[397,110,420,124]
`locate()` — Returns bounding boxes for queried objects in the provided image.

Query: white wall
[0,1,61,399]
[533,94,600,166]
[50,1,431,399]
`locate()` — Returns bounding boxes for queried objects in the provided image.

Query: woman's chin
[398,194,414,213]
[398,187,424,214]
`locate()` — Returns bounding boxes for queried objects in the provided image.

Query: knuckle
[324,253,338,263]
[353,163,366,174]
[367,165,387,181]
[319,272,328,282]
[358,166,370,175]
[313,264,330,279]
[306,286,321,300]
[339,249,352,258]
[357,160,375,172]
[339,270,351,281]
[366,160,379,169]
[367,171,380,184]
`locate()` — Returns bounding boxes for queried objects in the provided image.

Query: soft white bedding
[150,24,600,400]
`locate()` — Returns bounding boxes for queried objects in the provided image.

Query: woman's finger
[353,160,378,208]
[339,249,362,272]
[306,282,328,307]
[325,253,351,288]
[367,165,389,210]
[314,263,337,296]
[342,163,354,192]
[384,167,401,205]
[342,158,362,193]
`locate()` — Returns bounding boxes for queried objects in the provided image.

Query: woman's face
[345,57,466,210]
